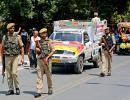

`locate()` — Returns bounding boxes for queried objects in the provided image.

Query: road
[0,54,130,100]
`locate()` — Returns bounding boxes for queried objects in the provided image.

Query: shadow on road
[0,91,6,95]
[84,65,97,70]
[86,82,130,87]
[115,53,130,56]
[52,66,74,75]
[87,82,100,85]
[31,70,37,74]
[23,91,36,95]
[89,73,100,77]
[116,84,130,87]
[23,91,48,96]
[29,64,96,75]
[52,64,96,75]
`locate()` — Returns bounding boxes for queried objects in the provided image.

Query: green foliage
[0,0,130,29]
[111,0,130,23]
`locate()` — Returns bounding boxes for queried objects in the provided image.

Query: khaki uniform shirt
[2,32,23,47]
[37,39,55,59]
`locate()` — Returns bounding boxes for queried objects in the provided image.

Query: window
[50,32,82,43]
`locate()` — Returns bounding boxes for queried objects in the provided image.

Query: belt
[5,54,18,57]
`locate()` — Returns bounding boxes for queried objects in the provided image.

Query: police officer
[34,28,55,98]
[1,23,24,95]
[99,27,116,77]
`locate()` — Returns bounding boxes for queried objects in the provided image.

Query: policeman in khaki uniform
[1,23,24,95]
[99,27,116,77]
[34,28,55,98]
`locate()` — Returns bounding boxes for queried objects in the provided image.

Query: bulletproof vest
[105,35,113,49]
[40,39,50,58]
[4,34,20,55]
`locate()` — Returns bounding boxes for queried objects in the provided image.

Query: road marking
[45,76,93,100]
[43,59,130,99]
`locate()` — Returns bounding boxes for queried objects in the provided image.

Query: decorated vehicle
[116,22,130,54]
[49,20,103,74]
[95,19,107,41]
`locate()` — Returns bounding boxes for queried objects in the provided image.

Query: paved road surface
[0,54,130,100]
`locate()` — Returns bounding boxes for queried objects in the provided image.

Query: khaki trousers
[36,58,52,93]
[101,50,112,75]
[5,55,20,90]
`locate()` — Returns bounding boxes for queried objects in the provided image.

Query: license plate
[52,58,61,63]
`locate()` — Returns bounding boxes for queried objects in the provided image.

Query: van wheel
[74,56,84,74]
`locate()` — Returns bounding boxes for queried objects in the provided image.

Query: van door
[84,41,93,60]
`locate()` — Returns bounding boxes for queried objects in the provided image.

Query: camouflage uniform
[100,29,116,76]
[2,33,23,91]
[36,39,54,94]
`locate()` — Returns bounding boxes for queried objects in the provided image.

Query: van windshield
[49,32,82,43]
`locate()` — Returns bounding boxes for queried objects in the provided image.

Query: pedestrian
[29,30,40,68]
[83,31,89,44]
[99,27,115,77]
[26,28,33,54]
[1,23,24,95]
[91,12,101,25]
[21,28,28,54]
[34,28,55,98]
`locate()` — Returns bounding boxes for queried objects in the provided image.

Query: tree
[0,0,130,30]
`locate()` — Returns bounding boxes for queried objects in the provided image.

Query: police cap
[7,23,15,29]
[39,28,47,34]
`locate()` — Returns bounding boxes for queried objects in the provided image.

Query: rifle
[2,54,5,83]
[102,36,112,60]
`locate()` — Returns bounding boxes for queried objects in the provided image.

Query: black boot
[48,89,53,95]
[6,90,14,95]
[34,93,41,98]
[107,73,111,76]
[16,88,20,95]
[100,73,105,77]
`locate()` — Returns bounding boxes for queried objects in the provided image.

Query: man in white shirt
[29,30,40,68]
[91,12,101,25]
